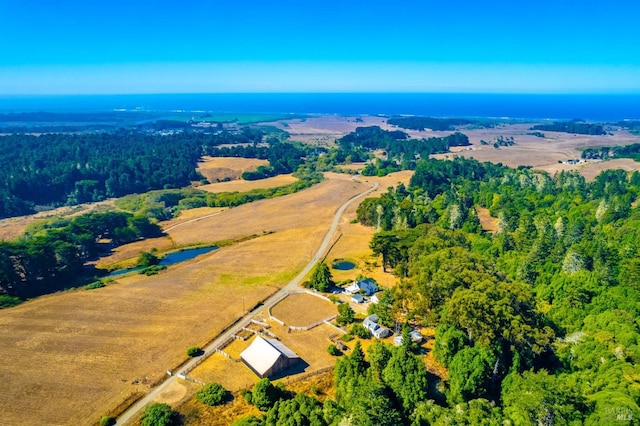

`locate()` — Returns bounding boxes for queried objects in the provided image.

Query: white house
[345,278,378,296]
[363,314,391,338]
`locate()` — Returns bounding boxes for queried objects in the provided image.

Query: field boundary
[288,314,338,332]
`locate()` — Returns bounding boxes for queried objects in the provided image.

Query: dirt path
[115,177,378,425]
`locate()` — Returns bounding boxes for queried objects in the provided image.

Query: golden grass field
[270,293,337,326]
[198,173,298,194]
[196,156,267,182]
[0,173,372,426]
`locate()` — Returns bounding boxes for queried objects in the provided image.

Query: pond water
[159,246,218,265]
[332,260,356,270]
[107,246,218,277]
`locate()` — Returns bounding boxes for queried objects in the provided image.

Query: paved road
[115,178,378,425]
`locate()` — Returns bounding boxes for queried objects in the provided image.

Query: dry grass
[196,157,267,183]
[270,293,336,326]
[198,174,298,194]
[179,370,335,426]
[0,175,368,425]
[429,124,640,180]
[475,206,499,234]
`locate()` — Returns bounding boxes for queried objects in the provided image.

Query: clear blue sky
[1,0,639,94]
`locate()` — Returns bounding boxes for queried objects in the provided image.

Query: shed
[393,330,424,346]
[351,294,365,304]
[240,336,300,378]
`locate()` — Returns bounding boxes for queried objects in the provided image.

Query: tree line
[0,128,307,219]
[0,211,161,299]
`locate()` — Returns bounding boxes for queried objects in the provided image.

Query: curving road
[115,178,378,425]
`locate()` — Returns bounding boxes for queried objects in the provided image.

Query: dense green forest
[0,128,306,219]
[0,211,161,298]
[337,126,470,175]
[232,157,639,425]
[387,116,475,131]
[530,120,606,135]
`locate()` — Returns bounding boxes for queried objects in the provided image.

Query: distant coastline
[0,93,639,121]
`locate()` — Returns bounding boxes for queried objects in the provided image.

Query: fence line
[323,320,346,334]
[288,314,338,332]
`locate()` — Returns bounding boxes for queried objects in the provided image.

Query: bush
[85,281,105,290]
[196,382,230,406]
[349,323,371,339]
[99,416,116,426]
[340,334,354,342]
[327,344,342,356]
[0,295,22,308]
[186,346,203,357]
[139,403,178,426]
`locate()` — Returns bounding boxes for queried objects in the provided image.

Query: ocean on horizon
[0,93,638,121]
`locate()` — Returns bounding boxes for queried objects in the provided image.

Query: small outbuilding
[240,336,300,378]
[351,294,365,304]
[393,330,424,346]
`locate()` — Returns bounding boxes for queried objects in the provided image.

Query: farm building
[393,330,424,346]
[363,314,391,338]
[240,336,300,378]
[345,278,378,296]
[351,294,365,304]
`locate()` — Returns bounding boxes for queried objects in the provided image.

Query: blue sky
[1,0,639,94]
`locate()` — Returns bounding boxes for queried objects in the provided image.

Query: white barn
[240,336,300,378]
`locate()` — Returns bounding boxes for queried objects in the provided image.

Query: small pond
[332,260,356,270]
[107,246,218,277]
[159,246,218,265]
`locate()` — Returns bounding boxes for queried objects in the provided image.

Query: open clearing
[198,173,298,193]
[196,156,267,183]
[270,292,336,326]
[0,174,368,426]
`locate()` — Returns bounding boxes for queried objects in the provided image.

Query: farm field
[198,173,298,193]
[196,156,268,183]
[270,292,336,326]
[0,172,374,426]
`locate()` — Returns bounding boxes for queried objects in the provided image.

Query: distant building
[345,278,378,296]
[363,314,391,338]
[240,336,300,378]
[370,295,379,304]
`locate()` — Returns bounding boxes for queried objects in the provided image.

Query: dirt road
[115,178,377,425]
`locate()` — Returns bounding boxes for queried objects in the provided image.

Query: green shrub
[196,382,230,406]
[186,346,203,357]
[99,416,116,426]
[340,334,354,342]
[85,281,105,290]
[0,295,22,308]
[349,323,371,339]
[327,344,342,356]
[139,403,178,426]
